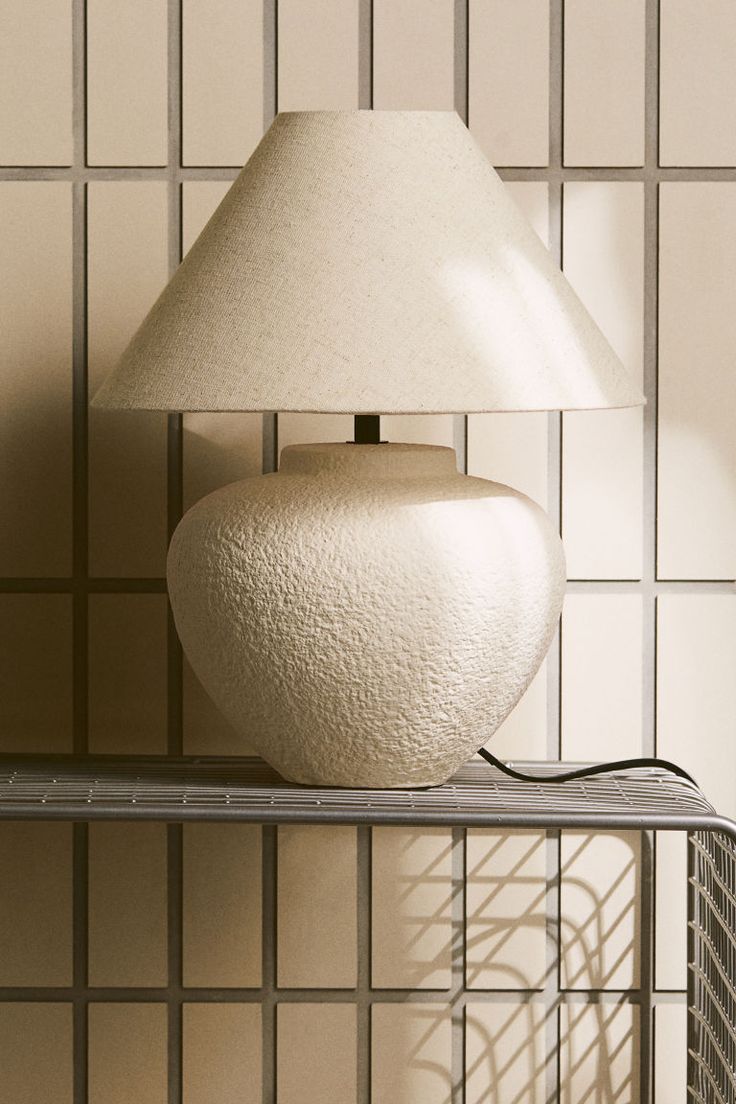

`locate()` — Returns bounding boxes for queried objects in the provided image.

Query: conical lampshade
[93,110,644,413]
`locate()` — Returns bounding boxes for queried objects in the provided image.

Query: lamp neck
[354,414,381,444]
[279,442,457,479]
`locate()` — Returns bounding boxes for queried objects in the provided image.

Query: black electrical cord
[477,746,697,787]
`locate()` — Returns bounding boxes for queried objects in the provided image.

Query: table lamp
[93,111,643,788]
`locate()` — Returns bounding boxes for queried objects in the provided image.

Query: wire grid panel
[688,830,736,1104]
[2,756,736,1100]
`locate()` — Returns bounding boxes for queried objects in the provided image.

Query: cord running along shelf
[0,756,734,1103]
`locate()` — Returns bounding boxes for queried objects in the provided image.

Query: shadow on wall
[376,827,640,1103]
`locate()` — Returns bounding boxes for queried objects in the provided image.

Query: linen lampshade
[93,109,644,414]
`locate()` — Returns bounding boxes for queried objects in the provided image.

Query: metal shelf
[0,754,727,830]
[1,753,734,1101]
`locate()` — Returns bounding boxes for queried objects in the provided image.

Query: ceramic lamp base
[167,443,566,788]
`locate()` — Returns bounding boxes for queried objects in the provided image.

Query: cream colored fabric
[93,110,644,413]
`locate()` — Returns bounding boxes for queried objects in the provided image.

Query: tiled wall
[1,1,735,1101]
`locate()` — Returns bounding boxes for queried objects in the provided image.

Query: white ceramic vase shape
[168,443,566,788]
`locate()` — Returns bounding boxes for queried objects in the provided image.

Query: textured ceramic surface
[167,443,566,787]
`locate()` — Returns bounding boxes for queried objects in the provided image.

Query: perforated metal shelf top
[0,754,728,830]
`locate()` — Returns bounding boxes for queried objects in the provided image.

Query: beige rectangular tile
[182,180,232,253]
[278,0,359,110]
[564,0,645,166]
[0,823,72,985]
[468,413,548,509]
[660,0,736,166]
[560,832,641,990]
[87,0,168,165]
[373,0,455,109]
[465,1001,547,1104]
[88,594,168,754]
[183,1003,261,1104]
[183,823,261,987]
[0,595,72,753]
[469,0,549,166]
[468,183,549,512]
[182,182,262,512]
[560,1002,639,1103]
[505,180,551,246]
[654,1003,686,1102]
[654,831,687,991]
[88,823,168,987]
[178,163,257,758]
[658,184,736,579]
[277,825,357,987]
[183,657,248,755]
[561,594,642,761]
[466,830,546,990]
[88,1004,168,1104]
[278,1004,356,1104]
[371,1003,452,1104]
[88,181,169,577]
[0,0,72,165]
[657,595,736,814]
[381,415,454,447]
[563,407,644,580]
[562,183,644,580]
[179,154,254,543]
[182,0,264,166]
[0,182,73,575]
[372,827,453,990]
[278,413,353,453]
[180,175,233,347]
[0,1003,72,1104]
[484,664,548,761]
[183,411,262,510]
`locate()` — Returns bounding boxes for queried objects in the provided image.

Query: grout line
[358,0,373,110]
[71,0,89,1100]
[262,0,279,476]
[639,831,656,1102]
[4,164,736,182]
[1,576,732,594]
[451,9,470,1097]
[454,0,469,124]
[555,1003,562,1103]
[642,4,662,1096]
[260,8,279,1102]
[71,186,89,760]
[0,984,685,1003]
[451,825,466,1103]
[263,0,277,128]
[356,825,372,1104]
[453,0,469,480]
[356,13,375,1104]
[166,4,184,1102]
[642,0,662,754]
[0,578,168,593]
[72,823,88,1104]
[500,165,736,180]
[166,824,183,1104]
[547,3,564,1100]
[261,825,278,1104]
